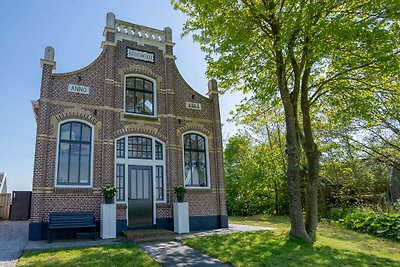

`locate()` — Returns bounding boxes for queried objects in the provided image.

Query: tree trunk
[284,99,309,240]
[301,68,320,242]
[274,179,279,215]
[273,35,310,239]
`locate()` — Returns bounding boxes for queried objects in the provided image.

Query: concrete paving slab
[139,241,232,267]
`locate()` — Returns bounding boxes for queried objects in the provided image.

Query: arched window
[125,77,154,116]
[115,135,166,202]
[183,133,208,187]
[57,121,92,186]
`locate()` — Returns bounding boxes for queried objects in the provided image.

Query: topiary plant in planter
[101,184,117,204]
[174,185,187,202]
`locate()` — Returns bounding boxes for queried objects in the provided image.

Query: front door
[128,165,153,228]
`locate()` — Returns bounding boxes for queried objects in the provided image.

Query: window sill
[185,187,211,191]
[116,203,127,209]
[123,112,158,121]
[156,203,171,208]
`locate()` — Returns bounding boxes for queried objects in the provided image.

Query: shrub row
[343,209,400,241]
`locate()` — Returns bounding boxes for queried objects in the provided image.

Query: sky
[0,0,242,193]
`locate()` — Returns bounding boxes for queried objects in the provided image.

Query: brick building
[29,13,227,240]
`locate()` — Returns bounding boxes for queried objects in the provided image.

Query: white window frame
[182,131,211,189]
[114,134,166,226]
[114,134,167,200]
[54,119,94,188]
[123,74,157,118]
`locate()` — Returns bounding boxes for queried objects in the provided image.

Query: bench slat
[48,211,96,242]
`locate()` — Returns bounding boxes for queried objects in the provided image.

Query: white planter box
[173,202,189,234]
[100,203,116,239]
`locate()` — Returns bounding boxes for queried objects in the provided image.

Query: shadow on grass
[18,244,159,267]
[230,216,290,229]
[183,231,399,267]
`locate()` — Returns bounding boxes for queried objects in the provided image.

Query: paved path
[140,241,231,267]
[0,221,29,267]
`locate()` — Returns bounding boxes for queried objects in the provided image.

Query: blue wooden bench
[48,211,96,243]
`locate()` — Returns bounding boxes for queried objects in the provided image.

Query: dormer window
[125,77,154,116]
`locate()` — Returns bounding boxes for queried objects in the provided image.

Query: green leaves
[343,209,400,241]
[224,134,288,216]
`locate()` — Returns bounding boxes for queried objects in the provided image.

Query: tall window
[125,77,154,115]
[156,166,164,201]
[57,121,92,186]
[183,133,208,187]
[116,164,125,201]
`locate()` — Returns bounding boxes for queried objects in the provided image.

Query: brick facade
[29,13,227,240]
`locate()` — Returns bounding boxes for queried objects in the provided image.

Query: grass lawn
[182,216,400,267]
[17,244,159,267]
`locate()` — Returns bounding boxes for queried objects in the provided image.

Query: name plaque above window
[185,102,202,110]
[68,84,90,95]
[126,47,155,63]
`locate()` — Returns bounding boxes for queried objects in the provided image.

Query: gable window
[125,77,154,116]
[57,121,92,186]
[183,133,208,188]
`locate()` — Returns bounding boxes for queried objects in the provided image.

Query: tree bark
[301,67,320,242]
[275,48,309,241]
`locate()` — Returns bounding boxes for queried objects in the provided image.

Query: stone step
[122,228,175,243]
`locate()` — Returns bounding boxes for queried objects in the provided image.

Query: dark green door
[128,165,153,228]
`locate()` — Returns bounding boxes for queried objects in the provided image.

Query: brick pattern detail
[31,23,227,226]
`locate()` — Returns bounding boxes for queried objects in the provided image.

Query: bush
[343,209,400,241]
[322,207,351,221]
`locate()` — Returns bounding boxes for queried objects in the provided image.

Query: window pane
[190,134,198,150]
[128,137,134,158]
[144,93,153,115]
[184,151,192,186]
[137,170,143,199]
[198,136,205,150]
[143,170,149,199]
[126,90,135,113]
[71,123,81,141]
[60,123,71,140]
[184,135,190,149]
[126,77,135,88]
[128,137,152,159]
[79,144,90,184]
[116,164,125,201]
[135,78,144,90]
[69,143,80,183]
[144,81,152,91]
[130,169,137,199]
[134,92,144,113]
[156,166,164,201]
[81,125,91,142]
[155,141,163,160]
[191,152,199,185]
[58,142,70,183]
[198,152,206,187]
[117,138,125,158]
